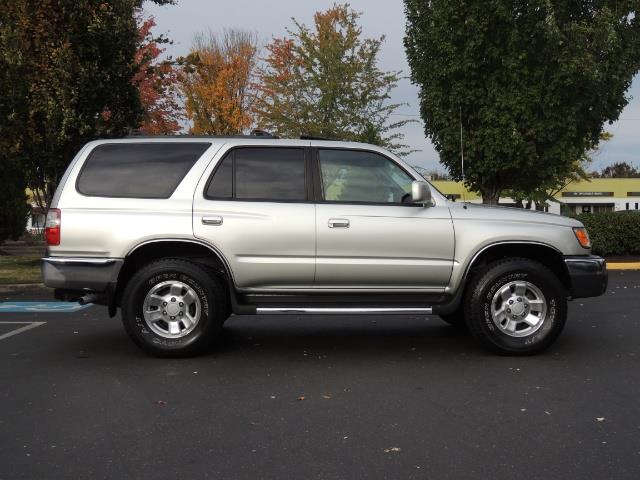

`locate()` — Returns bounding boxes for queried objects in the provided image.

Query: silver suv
[42,137,607,357]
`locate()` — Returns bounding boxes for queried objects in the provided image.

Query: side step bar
[256,307,433,315]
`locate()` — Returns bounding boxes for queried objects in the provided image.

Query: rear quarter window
[76,142,211,198]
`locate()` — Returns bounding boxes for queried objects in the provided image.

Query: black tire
[121,258,229,357]
[464,258,568,355]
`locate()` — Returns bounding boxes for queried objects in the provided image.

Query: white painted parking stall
[0,321,46,341]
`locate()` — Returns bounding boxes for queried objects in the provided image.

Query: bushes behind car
[576,212,640,256]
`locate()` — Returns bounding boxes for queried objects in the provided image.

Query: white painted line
[0,322,46,341]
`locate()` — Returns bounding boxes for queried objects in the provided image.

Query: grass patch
[0,255,42,284]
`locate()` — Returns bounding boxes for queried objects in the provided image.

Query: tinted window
[77,143,210,198]
[319,149,413,203]
[205,147,306,201]
[205,153,233,198]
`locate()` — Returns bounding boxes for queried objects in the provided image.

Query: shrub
[0,161,30,243]
[576,212,640,257]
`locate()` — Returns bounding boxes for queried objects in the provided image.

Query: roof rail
[125,129,279,139]
[250,129,278,138]
[300,135,343,141]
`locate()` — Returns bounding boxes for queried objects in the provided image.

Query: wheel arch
[114,239,236,310]
[461,241,571,295]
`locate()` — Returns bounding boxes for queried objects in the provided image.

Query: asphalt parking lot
[1,271,639,480]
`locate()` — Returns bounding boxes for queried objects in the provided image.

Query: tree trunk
[481,187,501,206]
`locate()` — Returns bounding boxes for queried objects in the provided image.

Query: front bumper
[564,255,608,299]
[42,257,123,292]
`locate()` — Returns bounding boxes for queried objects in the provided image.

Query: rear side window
[205,147,306,201]
[206,152,233,198]
[77,142,211,198]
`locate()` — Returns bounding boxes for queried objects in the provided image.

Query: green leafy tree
[0,161,30,243]
[0,4,31,241]
[255,4,412,155]
[0,0,171,211]
[598,161,640,178]
[404,1,640,204]
[506,132,613,208]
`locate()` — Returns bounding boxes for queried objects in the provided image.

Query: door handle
[328,218,350,228]
[202,216,223,226]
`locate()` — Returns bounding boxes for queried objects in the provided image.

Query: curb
[0,283,49,293]
[607,263,640,270]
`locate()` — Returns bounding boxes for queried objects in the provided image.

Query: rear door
[193,145,316,291]
[314,147,454,290]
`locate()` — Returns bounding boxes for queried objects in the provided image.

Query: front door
[314,148,454,290]
[193,145,315,291]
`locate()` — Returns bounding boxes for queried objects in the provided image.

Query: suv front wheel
[121,258,229,357]
[464,258,568,355]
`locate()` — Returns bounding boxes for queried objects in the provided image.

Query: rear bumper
[564,255,608,299]
[42,257,123,292]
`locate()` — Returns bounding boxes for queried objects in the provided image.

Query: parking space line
[0,322,46,341]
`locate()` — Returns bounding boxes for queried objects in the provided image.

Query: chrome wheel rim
[490,280,547,338]
[143,280,201,339]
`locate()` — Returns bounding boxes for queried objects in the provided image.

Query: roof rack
[123,131,347,142]
[251,129,278,138]
[299,135,342,141]
[125,128,279,139]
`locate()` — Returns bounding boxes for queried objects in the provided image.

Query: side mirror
[411,181,432,205]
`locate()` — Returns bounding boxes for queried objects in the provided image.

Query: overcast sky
[145,0,640,172]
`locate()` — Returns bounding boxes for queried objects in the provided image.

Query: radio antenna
[459,105,465,179]
[459,105,466,203]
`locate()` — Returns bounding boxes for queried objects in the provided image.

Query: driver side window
[318,149,413,204]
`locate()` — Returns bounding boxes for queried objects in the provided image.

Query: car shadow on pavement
[215,314,481,359]
[52,314,487,361]
[52,311,597,361]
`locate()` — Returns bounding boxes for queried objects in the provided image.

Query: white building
[432,178,640,215]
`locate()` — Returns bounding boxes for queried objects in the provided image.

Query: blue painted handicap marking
[0,301,92,313]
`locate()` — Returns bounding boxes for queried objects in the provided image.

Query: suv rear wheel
[464,258,567,355]
[121,258,229,357]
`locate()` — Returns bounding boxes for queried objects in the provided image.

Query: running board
[255,307,433,315]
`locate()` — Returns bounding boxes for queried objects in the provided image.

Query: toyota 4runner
[42,137,608,357]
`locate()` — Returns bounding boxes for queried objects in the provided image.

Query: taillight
[45,208,61,246]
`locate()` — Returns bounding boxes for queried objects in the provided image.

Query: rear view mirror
[411,181,432,205]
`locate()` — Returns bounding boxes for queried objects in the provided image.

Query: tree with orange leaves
[254,4,412,154]
[133,13,182,135]
[179,30,258,135]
